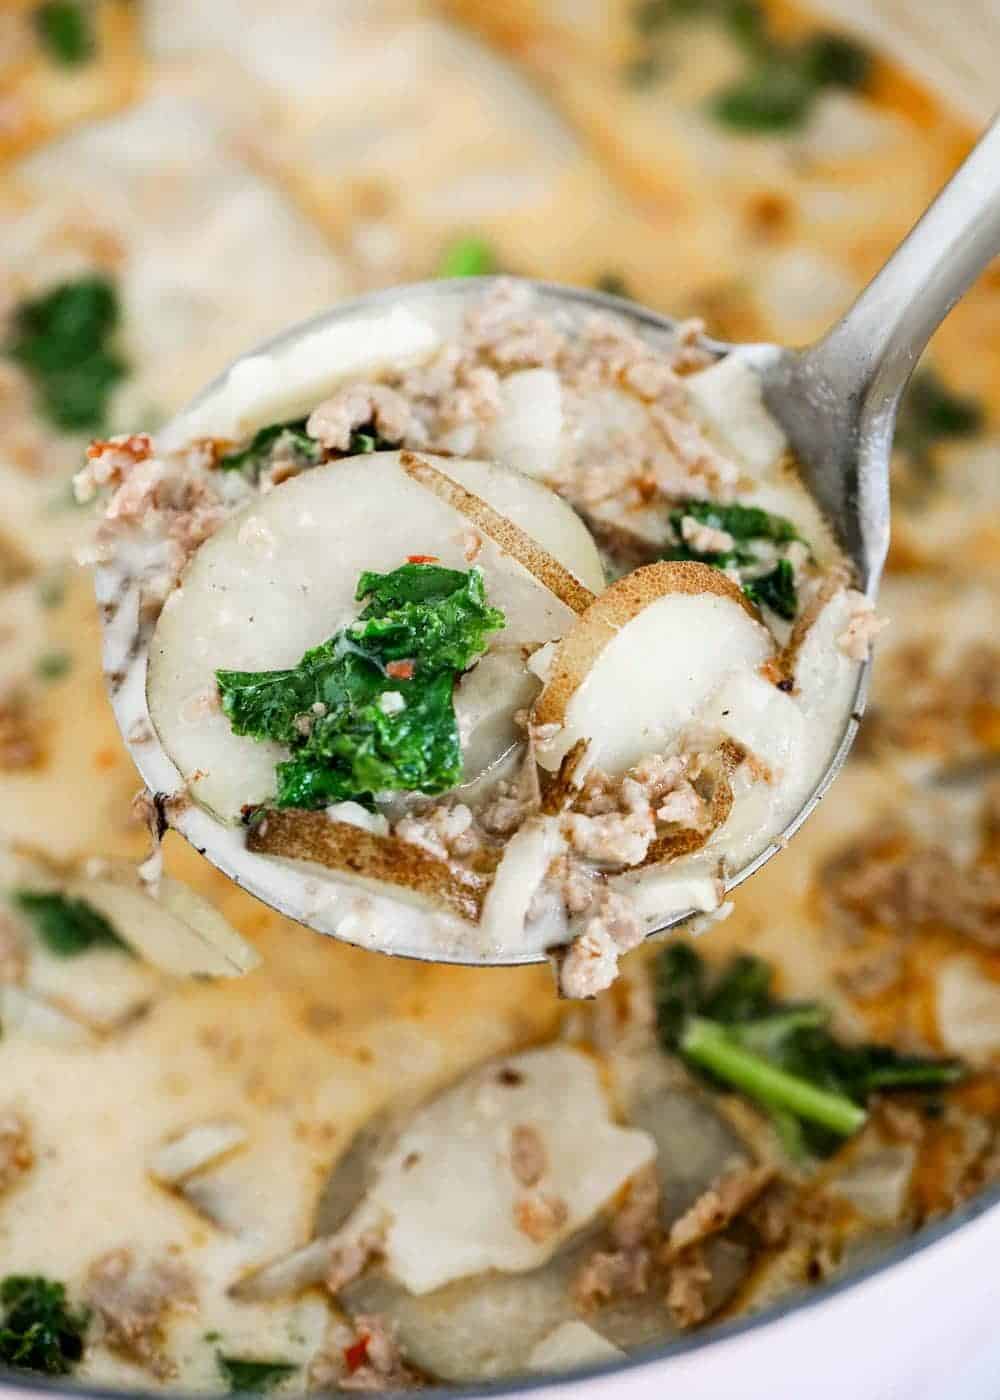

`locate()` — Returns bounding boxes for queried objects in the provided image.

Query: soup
[0,0,998,1391]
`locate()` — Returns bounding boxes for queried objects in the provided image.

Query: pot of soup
[0,1,998,1397]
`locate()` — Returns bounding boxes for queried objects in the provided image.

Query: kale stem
[681,1017,867,1137]
[729,1004,828,1056]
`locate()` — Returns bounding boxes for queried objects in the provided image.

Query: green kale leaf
[711,26,872,133]
[218,418,401,476]
[218,418,321,475]
[711,56,816,132]
[895,369,985,466]
[438,237,496,278]
[6,276,126,432]
[11,890,129,957]
[742,558,797,620]
[0,1276,89,1375]
[217,1355,297,1393]
[801,30,873,89]
[672,499,801,545]
[217,564,505,810]
[348,426,400,454]
[653,944,963,1159]
[33,1,95,65]
[665,500,803,617]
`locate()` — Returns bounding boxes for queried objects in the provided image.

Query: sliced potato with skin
[533,562,774,775]
[147,452,603,821]
[321,1042,754,1383]
[308,1046,655,1299]
[247,809,490,922]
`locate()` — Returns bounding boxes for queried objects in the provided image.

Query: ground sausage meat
[664,1165,775,1257]
[85,1249,196,1379]
[509,1124,547,1188]
[0,1110,33,1195]
[514,1191,569,1243]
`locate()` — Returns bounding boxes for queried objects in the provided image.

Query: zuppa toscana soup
[86,284,880,992]
[0,0,998,1391]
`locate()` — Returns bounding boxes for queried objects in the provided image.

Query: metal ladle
[97,114,1000,965]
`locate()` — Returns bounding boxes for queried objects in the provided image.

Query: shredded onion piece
[64,865,259,978]
[149,1120,248,1186]
[0,984,96,1046]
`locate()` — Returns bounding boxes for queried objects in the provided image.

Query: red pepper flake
[407,554,439,564]
[386,659,415,680]
[344,1336,369,1373]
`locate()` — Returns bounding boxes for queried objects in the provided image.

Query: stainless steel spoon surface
[97,114,1000,964]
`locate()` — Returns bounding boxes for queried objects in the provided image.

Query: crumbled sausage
[837,594,887,662]
[573,1247,651,1307]
[0,913,26,983]
[0,1111,33,1195]
[665,1244,713,1328]
[509,1124,547,1188]
[0,697,42,770]
[394,803,482,861]
[612,1163,662,1250]
[562,805,655,867]
[680,514,734,556]
[665,1165,775,1257]
[85,1249,196,1379]
[556,923,621,1000]
[306,384,411,452]
[514,1191,569,1242]
[74,434,154,503]
[338,1315,424,1392]
[822,827,1000,949]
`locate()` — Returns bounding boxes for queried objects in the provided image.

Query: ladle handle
[804,112,1000,413]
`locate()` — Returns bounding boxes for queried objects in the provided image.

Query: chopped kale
[217,1355,297,1393]
[623,53,664,87]
[801,31,873,89]
[742,558,797,619]
[631,0,872,127]
[6,276,126,433]
[33,1,95,65]
[634,0,762,38]
[711,56,816,132]
[699,951,772,1022]
[673,500,801,544]
[37,569,67,609]
[721,0,767,51]
[11,890,129,957]
[217,418,321,475]
[0,1276,89,1375]
[36,651,71,681]
[665,500,803,617]
[217,564,505,810]
[896,369,985,465]
[595,273,633,300]
[218,418,399,475]
[653,945,963,1159]
[348,426,400,454]
[438,237,496,278]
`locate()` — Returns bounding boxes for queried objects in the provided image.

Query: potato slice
[247,810,490,923]
[533,562,773,775]
[333,1046,655,1297]
[147,452,603,820]
[482,368,564,481]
